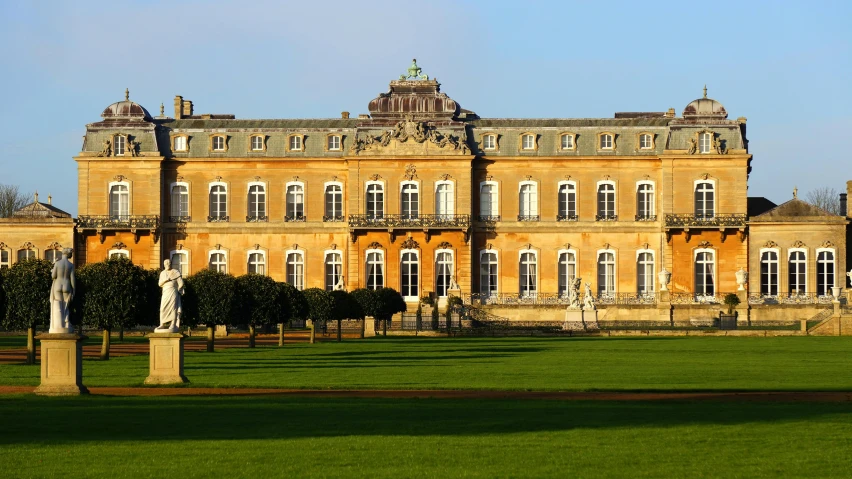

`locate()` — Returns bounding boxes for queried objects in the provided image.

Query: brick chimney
[847,181,852,217]
[341,111,350,119]
[173,95,193,119]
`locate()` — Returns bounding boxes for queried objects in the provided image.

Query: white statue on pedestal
[847,269,852,287]
[49,248,75,334]
[448,275,460,291]
[582,283,596,311]
[333,275,345,291]
[567,277,582,309]
[156,259,184,332]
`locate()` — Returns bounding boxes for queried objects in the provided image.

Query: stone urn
[831,286,841,301]
[735,268,748,291]
[658,268,671,291]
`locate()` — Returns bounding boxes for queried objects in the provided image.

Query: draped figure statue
[156,259,184,332]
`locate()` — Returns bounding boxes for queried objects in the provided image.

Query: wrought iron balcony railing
[517,215,540,222]
[477,215,501,222]
[169,216,191,223]
[747,293,837,305]
[323,215,345,222]
[635,215,657,221]
[76,215,160,229]
[207,215,230,223]
[595,214,618,221]
[246,215,269,223]
[284,215,306,222]
[556,214,578,222]
[348,214,470,228]
[664,214,747,228]
[461,292,658,306]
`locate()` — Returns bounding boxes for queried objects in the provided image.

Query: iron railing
[284,215,306,222]
[556,214,579,222]
[246,215,269,223]
[664,214,747,228]
[635,215,657,221]
[595,214,618,221]
[477,215,501,222]
[76,215,160,229]
[461,292,657,306]
[748,293,838,305]
[348,214,470,228]
[168,216,191,223]
[323,215,345,222]
[669,292,740,304]
[207,215,229,223]
[517,215,540,222]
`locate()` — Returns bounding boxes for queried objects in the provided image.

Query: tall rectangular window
[816,250,835,296]
[557,251,576,297]
[110,183,129,219]
[695,251,715,296]
[597,251,616,295]
[401,183,419,219]
[480,183,497,219]
[287,252,305,290]
[519,252,537,297]
[435,251,453,297]
[480,251,498,298]
[248,252,265,275]
[45,250,61,263]
[170,251,189,276]
[366,251,384,290]
[596,183,616,219]
[209,184,227,220]
[760,250,779,296]
[400,251,419,300]
[637,252,654,295]
[519,183,537,219]
[325,252,342,291]
[324,184,343,220]
[286,183,305,220]
[636,183,654,219]
[788,251,807,295]
[435,183,454,218]
[561,134,574,150]
[171,184,189,218]
[366,183,384,219]
[114,135,126,156]
[248,184,266,220]
[694,182,715,218]
[558,182,576,220]
[699,133,712,153]
[0,249,9,269]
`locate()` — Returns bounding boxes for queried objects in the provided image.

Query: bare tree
[804,187,843,215]
[0,184,31,218]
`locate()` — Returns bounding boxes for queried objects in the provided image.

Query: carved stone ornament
[291,244,299,251]
[792,240,806,248]
[400,58,429,81]
[602,243,611,250]
[329,243,337,250]
[367,241,383,250]
[436,241,452,250]
[735,268,748,291]
[404,164,417,180]
[114,175,125,182]
[658,268,671,291]
[253,243,261,251]
[46,242,63,250]
[400,237,420,250]
[821,240,835,248]
[697,240,713,248]
[763,240,778,248]
[20,241,35,250]
[111,242,127,250]
[98,138,112,157]
[350,117,469,155]
[369,174,382,181]
[0,242,7,250]
[214,244,222,250]
[176,243,184,251]
[440,173,453,181]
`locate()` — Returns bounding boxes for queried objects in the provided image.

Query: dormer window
[699,132,712,153]
[173,135,187,152]
[599,133,614,150]
[327,134,341,151]
[211,135,226,152]
[250,135,264,151]
[114,135,126,156]
[521,134,536,150]
[560,133,575,150]
[639,133,653,150]
[288,134,304,152]
[482,134,496,150]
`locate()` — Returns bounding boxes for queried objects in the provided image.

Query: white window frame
[108,180,130,218]
[815,247,836,296]
[114,134,126,156]
[519,249,538,298]
[324,181,344,219]
[173,135,187,152]
[557,249,577,297]
[560,133,575,151]
[479,180,499,218]
[212,135,226,151]
[327,135,341,151]
[521,134,535,150]
[599,133,614,150]
[636,180,655,219]
[400,180,420,219]
[518,180,538,218]
[479,249,499,298]
[366,180,385,219]
[596,180,617,219]
[639,133,653,150]
[435,180,455,218]
[250,135,264,151]
[208,249,228,273]
[399,248,420,301]
[636,249,655,295]
[208,181,228,219]
[247,181,267,219]
[694,248,716,297]
[289,135,303,152]
[108,249,130,259]
[788,248,808,295]
[597,249,617,296]
[365,248,385,290]
[759,247,780,297]
[169,249,190,276]
[435,248,454,298]
[694,179,716,218]
[285,180,306,220]
[170,181,190,218]
[699,132,713,154]
[324,250,343,291]
[0,248,10,269]
[557,180,577,219]
[285,249,305,290]
[247,249,267,276]
[482,134,496,150]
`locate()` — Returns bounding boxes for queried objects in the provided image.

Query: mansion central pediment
[350,119,470,156]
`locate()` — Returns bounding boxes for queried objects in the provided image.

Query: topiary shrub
[1,258,51,364]
[234,274,280,348]
[723,293,741,315]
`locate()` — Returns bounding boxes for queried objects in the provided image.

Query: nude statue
[49,248,75,333]
[156,259,184,332]
[582,283,596,311]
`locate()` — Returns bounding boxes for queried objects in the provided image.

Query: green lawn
[0,394,850,478]
[2,336,851,391]
[0,335,154,349]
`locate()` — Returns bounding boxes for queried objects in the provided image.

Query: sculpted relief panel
[350,118,470,156]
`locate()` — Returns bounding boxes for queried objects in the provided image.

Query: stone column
[34,333,88,396]
[145,332,188,385]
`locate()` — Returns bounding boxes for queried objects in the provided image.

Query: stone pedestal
[563,310,585,331]
[34,333,88,396]
[145,333,188,385]
[364,316,376,336]
[582,310,600,331]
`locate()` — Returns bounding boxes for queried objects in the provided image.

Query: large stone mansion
[1,60,849,323]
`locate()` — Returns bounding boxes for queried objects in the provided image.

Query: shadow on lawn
[0,396,849,445]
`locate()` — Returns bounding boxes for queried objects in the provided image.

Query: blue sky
[0,0,849,216]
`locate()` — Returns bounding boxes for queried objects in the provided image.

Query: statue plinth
[145,332,188,385]
[34,333,88,396]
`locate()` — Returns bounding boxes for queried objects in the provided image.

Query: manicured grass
[2,336,851,391]
[0,394,850,478]
[0,335,158,349]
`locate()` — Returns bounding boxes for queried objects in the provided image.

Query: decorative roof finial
[400,58,429,81]
[160,103,165,116]
[125,88,130,101]
[793,186,798,199]
[703,85,707,99]
[34,191,39,203]
[48,195,52,205]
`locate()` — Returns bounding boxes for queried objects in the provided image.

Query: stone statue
[567,277,582,309]
[582,283,596,311]
[99,139,111,157]
[448,275,460,291]
[687,138,697,155]
[49,248,75,334]
[334,276,345,291]
[156,258,185,332]
[735,268,748,291]
[129,139,139,157]
[847,269,852,287]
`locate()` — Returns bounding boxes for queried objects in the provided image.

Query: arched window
[519,250,537,297]
[324,182,343,221]
[44,249,61,263]
[482,134,497,150]
[170,182,189,220]
[636,181,654,220]
[327,135,341,151]
[435,250,453,297]
[599,133,613,150]
[694,249,715,296]
[557,250,576,297]
[365,250,384,290]
[285,182,305,221]
[247,183,266,221]
[17,248,35,262]
[560,133,575,150]
[480,250,498,298]
[521,133,535,150]
[816,249,835,297]
[760,249,779,296]
[518,181,538,220]
[694,181,715,218]
[211,135,225,151]
[596,181,616,220]
[173,135,187,152]
[366,182,384,219]
[788,250,807,295]
[324,251,342,291]
[435,181,454,219]
[639,133,653,149]
[247,250,266,275]
[170,250,189,276]
[286,250,305,290]
[597,250,616,295]
[400,182,419,219]
[637,250,655,295]
[209,250,227,273]
[400,250,419,300]
[250,135,264,151]
[557,181,577,221]
[699,132,712,154]
[208,182,228,221]
[479,181,498,220]
[109,182,129,219]
[108,249,129,260]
